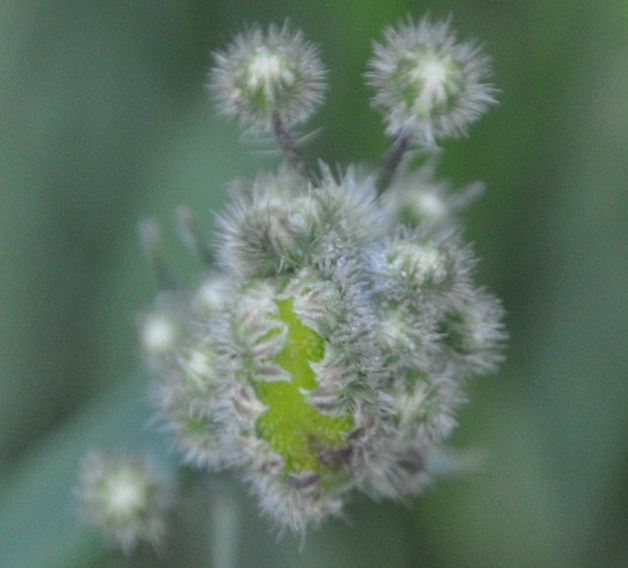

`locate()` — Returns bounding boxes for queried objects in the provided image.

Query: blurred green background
[1,1,627,567]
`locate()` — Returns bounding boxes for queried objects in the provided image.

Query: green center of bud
[396,51,463,117]
[98,468,151,522]
[241,48,296,112]
[253,297,353,475]
[248,49,292,86]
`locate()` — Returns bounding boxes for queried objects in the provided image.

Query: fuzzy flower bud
[208,23,327,134]
[383,157,484,230]
[366,16,496,145]
[138,294,192,369]
[76,452,172,552]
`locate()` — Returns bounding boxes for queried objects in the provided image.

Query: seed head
[366,16,496,145]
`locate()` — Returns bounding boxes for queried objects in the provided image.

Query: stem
[377,130,412,195]
[203,477,241,568]
[176,207,213,267]
[138,219,179,291]
[271,113,312,182]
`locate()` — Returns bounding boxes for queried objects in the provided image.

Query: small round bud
[138,294,190,369]
[208,23,327,133]
[216,166,386,279]
[383,158,484,230]
[155,343,237,471]
[366,16,496,145]
[435,289,507,377]
[76,452,172,552]
[140,311,180,355]
[217,167,316,277]
[387,240,451,289]
[192,273,233,316]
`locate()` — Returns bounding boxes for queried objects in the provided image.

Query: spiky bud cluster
[134,16,505,534]
[208,23,327,134]
[76,452,172,552]
[142,162,504,532]
[366,16,496,145]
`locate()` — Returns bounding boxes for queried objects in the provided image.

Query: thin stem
[201,476,241,568]
[176,207,214,267]
[138,219,179,291]
[271,113,313,182]
[377,130,412,195]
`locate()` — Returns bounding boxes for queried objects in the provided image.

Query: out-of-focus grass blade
[0,371,166,568]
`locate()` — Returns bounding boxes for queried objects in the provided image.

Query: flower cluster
[144,160,504,532]
[80,14,504,545]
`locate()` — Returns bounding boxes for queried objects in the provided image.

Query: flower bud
[76,452,172,552]
[366,16,496,145]
[140,311,180,357]
[138,294,190,369]
[209,23,327,134]
[383,158,485,230]
[217,167,317,277]
[192,273,233,316]
[435,289,506,377]
[155,337,238,471]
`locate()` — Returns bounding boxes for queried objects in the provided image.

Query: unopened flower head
[366,16,496,145]
[209,23,327,134]
[383,157,485,230]
[138,293,193,370]
[76,452,172,552]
